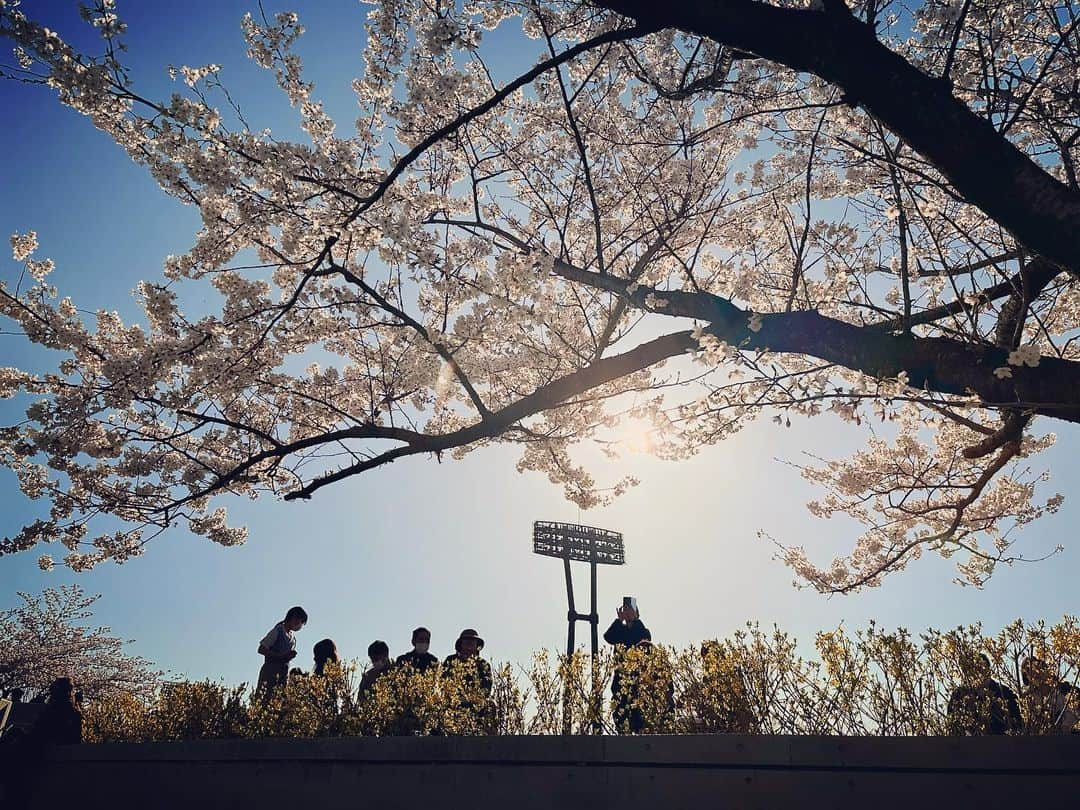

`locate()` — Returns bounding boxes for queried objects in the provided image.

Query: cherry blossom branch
[914,251,1022,279]
[811,437,1025,594]
[548,259,1080,423]
[406,221,1080,424]
[881,257,1064,331]
[540,18,607,274]
[593,0,1080,270]
[339,23,655,227]
[283,328,697,500]
[318,261,492,418]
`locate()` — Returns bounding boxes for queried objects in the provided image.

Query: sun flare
[614,417,657,455]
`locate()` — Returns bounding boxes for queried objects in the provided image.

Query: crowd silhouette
[255,606,495,708]
[252,606,499,733]
[943,652,1080,736]
[254,603,671,734]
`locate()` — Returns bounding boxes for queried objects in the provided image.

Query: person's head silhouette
[313,638,338,675]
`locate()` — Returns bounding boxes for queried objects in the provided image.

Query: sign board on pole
[532,521,625,565]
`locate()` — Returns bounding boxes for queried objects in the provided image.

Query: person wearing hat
[442,629,494,729]
[443,629,492,690]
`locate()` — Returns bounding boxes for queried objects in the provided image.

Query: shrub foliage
[82,619,1080,742]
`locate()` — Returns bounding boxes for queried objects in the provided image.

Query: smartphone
[623,596,637,613]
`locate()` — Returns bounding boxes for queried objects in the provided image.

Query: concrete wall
[8,734,1080,809]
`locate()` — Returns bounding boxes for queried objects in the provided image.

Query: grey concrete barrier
[5,734,1079,809]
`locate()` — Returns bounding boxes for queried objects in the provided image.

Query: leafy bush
[83,618,1080,741]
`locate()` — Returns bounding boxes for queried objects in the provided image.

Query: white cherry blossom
[0,0,1076,593]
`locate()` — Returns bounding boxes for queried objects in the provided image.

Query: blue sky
[1,0,1077,687]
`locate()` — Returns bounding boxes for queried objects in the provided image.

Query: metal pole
[564,554,576,655]
[562,554,575,735]
[589,556,601,734]
[589,558,598,656]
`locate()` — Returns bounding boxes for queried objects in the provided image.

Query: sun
[614,417,656,454]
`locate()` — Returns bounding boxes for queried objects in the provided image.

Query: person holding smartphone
[604,597,654,733]
[603,597,649,647]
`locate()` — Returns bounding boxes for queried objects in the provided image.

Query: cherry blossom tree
[0,585,159,699]
[0,0,1077,591]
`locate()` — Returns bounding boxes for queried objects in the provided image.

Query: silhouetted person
[30,677,82,747]
[359,641,394,697]
[0,678,81,807]
[313,638,339,676]
[257,606,307,697]
[610,630,673,734]
[1022,656,1078,734]
[605,601,654,733]
[947,653,1021,735]
[390,628,438,735]
[603,601,650,649]
[443,629,493,692]
[442,629,493,732]
[396,627,439,673]
[5,688,24,704]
